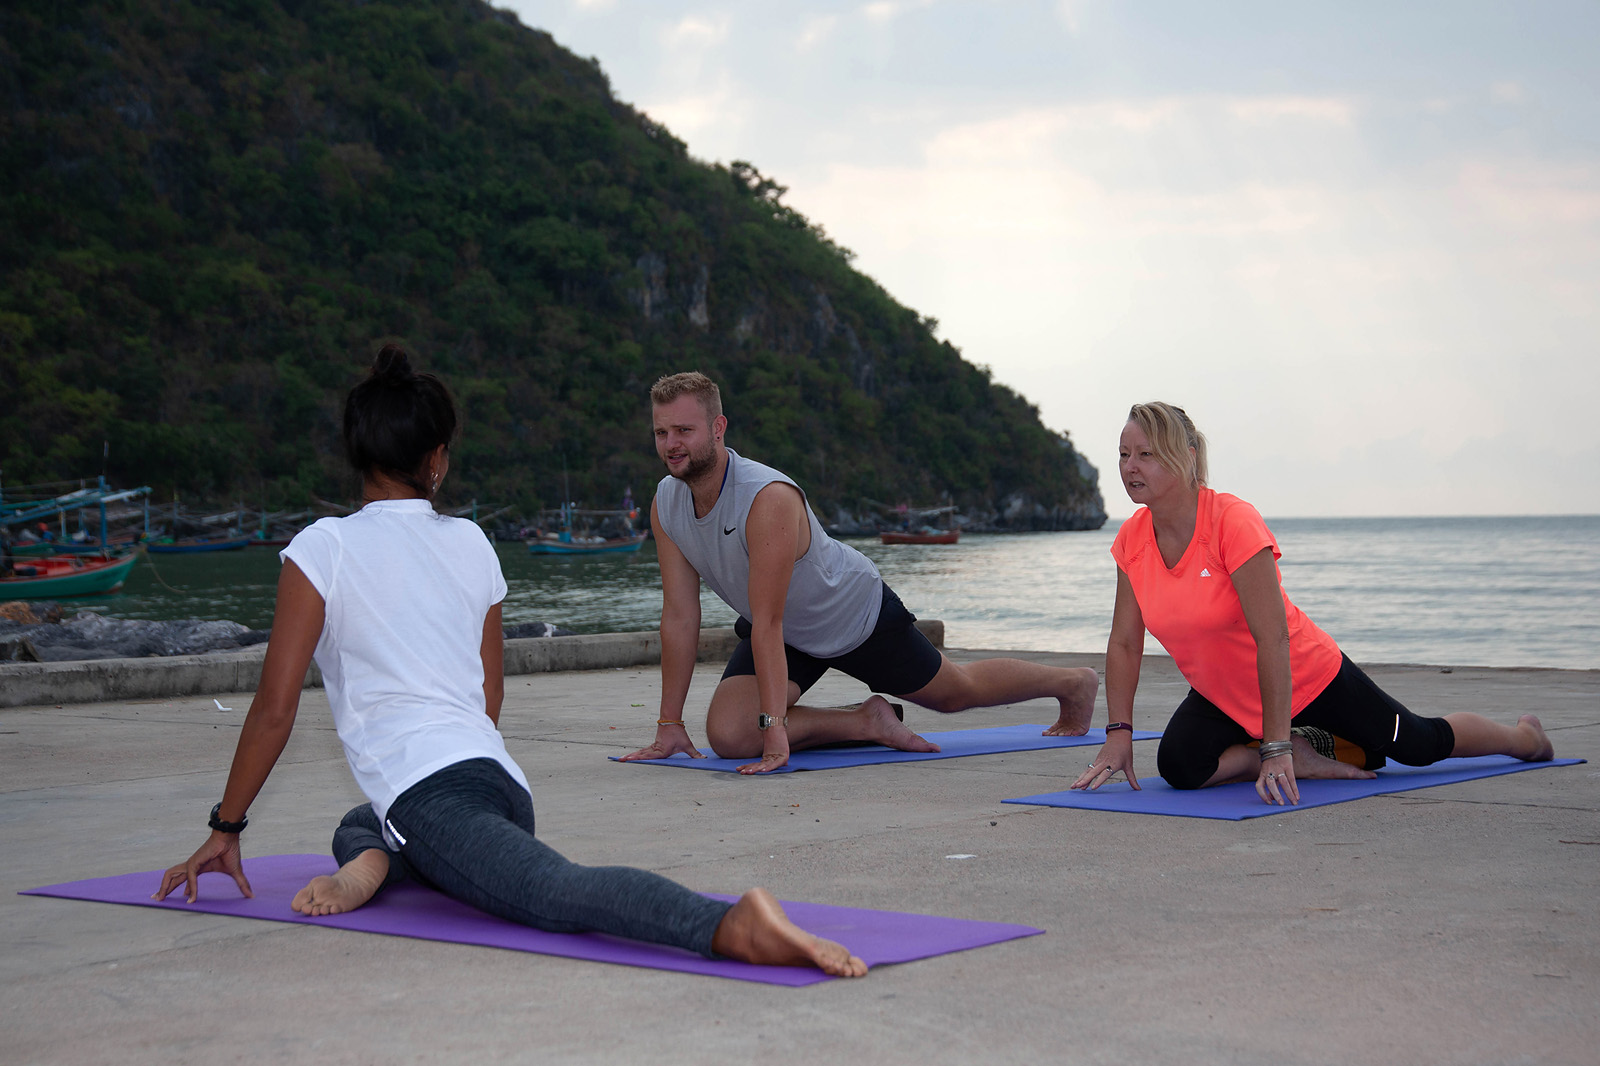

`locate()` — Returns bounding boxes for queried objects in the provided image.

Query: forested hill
[0,0,1105,529]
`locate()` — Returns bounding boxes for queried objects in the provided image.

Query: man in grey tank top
[620,372,1100,774]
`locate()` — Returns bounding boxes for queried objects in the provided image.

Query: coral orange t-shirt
[1111,488,1343,737]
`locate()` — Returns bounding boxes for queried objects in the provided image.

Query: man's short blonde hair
[1128,401,1208,487]
[651,371,723,422]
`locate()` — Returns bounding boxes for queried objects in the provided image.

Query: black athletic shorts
[1156,653,1457,789]
[721,583,945,697]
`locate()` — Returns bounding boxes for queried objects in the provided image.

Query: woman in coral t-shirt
[1069,402,1553,806]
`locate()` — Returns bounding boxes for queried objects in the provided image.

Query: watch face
[758,714,772,731]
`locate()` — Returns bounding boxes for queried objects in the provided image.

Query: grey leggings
[333,757,732,957]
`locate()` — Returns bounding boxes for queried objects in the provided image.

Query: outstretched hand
[619,723,705,762]
[1068,738,1140,791]
[152,831,252,904]
[738,751,790,775]
[1256,752,1299,805]
[738,722,791,775]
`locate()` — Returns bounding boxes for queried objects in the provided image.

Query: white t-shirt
[281,499,527,825]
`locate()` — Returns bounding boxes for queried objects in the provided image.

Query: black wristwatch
[208,802,248,834]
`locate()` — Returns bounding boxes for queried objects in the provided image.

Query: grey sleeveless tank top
[654,448,883,658]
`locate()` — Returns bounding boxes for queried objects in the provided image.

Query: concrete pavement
[3,648,1597,1065]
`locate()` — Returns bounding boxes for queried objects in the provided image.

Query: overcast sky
[509,1,1599,517]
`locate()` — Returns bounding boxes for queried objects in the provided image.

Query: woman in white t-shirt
[155,346,864,978]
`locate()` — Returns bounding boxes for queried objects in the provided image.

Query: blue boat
[12,533,146,557]
[146,534,254,554]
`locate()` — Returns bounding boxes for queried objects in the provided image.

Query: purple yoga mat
[611,724,1160,773]
[21,854,1041,986]
[1003,754,1586,820]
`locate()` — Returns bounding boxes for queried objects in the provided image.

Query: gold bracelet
[657,718,687,727]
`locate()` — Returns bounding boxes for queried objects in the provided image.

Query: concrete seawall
[0,620,945,708]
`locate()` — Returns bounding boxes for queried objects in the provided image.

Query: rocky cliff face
[617,243,1105,526]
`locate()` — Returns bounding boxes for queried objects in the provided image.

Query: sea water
[65,515,1600,670]
[854,515,1599,671]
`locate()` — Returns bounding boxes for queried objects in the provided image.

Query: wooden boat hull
[527,534,647,555]
[2,552,140,598]
[147,535,254,553]
[879,531,960,545]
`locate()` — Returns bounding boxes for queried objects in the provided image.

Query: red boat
[880,530,960,545]
[1,551,141,598]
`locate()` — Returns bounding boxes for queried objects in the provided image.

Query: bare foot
[1291,734,1377,780]
[1042,668,1100,736]
[291,849,390,916]
[860,694,940,752]
[711,887,867,977]
[1517,714,1555,761]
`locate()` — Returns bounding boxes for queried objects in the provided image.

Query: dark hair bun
[372,344,413,383]
[344,345,458,498]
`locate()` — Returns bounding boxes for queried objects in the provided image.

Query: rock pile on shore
[0,602,267,663]
[0,602,577,663]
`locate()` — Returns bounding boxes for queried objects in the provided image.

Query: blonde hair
[650,371,722,423]
[1128,402,1207,487]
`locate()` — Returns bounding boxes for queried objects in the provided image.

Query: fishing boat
[146,533,254,553]
[526,483,644,555]
[244,509,314,547]
[877,503,961,545]
[528,530,647,555]
[880,529,960,545]
[3,477,154,561]
[12,531,146,557]
[1,551,140,598]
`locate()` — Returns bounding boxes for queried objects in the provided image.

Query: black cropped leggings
[1157,654,1456,790]
[332,758,732,956]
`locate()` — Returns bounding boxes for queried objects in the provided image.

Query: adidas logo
[1200,568,1211,577]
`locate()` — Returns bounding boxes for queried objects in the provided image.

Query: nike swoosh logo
[723,527,737,536]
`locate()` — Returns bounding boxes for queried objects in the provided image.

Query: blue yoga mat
[611,724,1160,774]
[1003,755,1586,820]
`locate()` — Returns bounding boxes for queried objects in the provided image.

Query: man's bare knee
[705,678,763,757]
[705,710,761,757]
[706,725,761,759]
